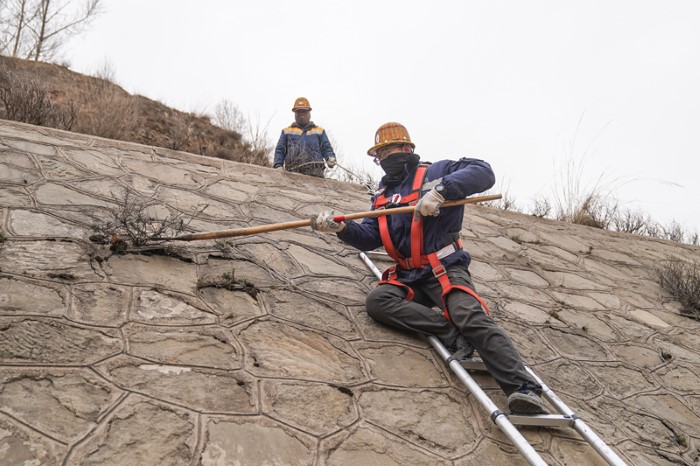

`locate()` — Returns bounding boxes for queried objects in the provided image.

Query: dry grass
[483,188,518,212]
[656,259,700,320]
[0,67,77,130]
[530,197,552,218]
[196,268,259,299]
[212,99,273,167]
[74,74,140,141]
[0,56,261,166]
[484,116,698,245]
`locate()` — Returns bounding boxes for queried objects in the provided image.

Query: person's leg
[365,283,461,345]
[430,266,540,397]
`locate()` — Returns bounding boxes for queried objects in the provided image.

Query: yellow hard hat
[292,97,312,112]
[367,122,415,156]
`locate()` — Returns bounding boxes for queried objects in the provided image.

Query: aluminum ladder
[360,252,627,466]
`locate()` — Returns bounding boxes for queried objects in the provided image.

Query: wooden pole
[166,194,502,241]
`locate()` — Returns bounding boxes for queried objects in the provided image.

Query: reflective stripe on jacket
[273,122,335,167]
[337,156,495,284]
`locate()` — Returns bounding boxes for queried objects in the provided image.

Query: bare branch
[2,0,103,61]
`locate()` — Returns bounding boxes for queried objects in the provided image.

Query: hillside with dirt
[0,56,267,165]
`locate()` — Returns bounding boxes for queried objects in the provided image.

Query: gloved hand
[326,157,337,168]
[415,187,445,217]
[274,164,284,170]
[310,210,346,233]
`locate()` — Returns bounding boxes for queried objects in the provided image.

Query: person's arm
[337,216,383,251]
[273,131,287,167]
[309,207,383,251]
[416,158,495,217]
[433,158,495,199]
[319,130,336,161]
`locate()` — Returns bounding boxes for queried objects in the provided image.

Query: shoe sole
[508,394,549,415]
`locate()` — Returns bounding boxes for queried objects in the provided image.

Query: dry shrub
[166,115,194,151]
[91,191,207,248]
[611,209,650,234]
[656,259,700,320]
[0,67,77,129]
[212,99,272,166]
[481,180,521,212]
[484,190,519,212]
[562,194,617,229]
[74,76,140,141]
[645,221,699,246]
[530,197,552,218]
[237,142,273,166]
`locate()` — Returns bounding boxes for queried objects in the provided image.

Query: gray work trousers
[366,265,538,396]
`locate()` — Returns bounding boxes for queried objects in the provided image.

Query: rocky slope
[0,119,699,465]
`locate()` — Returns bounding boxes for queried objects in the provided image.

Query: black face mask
[380,153,420,187]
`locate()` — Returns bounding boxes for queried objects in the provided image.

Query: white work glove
[326,157,337,168]
[310,210,346,233]
[415,187,445,217]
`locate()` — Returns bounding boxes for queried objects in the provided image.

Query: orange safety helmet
[292,97,312,112]
[367,122,415,156]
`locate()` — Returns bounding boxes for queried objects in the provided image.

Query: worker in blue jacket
[309,122,548,415]
[273,97,336,178]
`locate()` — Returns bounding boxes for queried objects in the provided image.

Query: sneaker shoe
[508,390,549,415]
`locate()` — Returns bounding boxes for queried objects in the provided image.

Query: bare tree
[0,0,102,61]
[212,98,274,165]
[213,99,247,134]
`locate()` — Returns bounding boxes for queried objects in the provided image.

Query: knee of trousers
[366,285,404,320]
[446,291,492,326]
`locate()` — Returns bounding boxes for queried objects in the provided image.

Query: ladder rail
[359,252,629,466]
[360,252,548,466]
[525,367,628,466]
[430,335,549,466]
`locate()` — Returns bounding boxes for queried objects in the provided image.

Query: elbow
[485,169,496,190]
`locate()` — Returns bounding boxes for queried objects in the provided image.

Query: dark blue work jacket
[338,156,495,284]
[273,122,335,167]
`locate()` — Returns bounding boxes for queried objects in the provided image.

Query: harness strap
[379,266,415,301]
[426,254,491,320]
[396,240,463,270]
[374,165,429,266]
[372,163,489,320]
[373,165,427,209]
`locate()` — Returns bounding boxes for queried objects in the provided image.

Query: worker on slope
[273,97,336,178]
[309,122,548,415]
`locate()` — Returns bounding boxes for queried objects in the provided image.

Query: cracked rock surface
[1,119,699,465]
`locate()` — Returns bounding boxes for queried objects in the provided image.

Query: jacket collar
[291,121,316,130]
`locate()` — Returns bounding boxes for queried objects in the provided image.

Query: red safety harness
[373,164,490,320]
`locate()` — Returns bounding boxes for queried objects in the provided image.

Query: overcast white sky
[64,0,700,234]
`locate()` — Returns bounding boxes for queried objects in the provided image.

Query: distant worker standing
[273,97,337,178]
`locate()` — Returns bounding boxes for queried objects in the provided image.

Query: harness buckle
[383,265,397,279]
[432,264,447,278]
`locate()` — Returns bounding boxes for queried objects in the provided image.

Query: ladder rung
[459,358,487,371]
[508,414,576,428]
